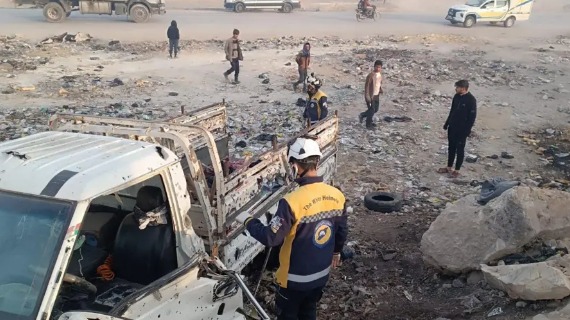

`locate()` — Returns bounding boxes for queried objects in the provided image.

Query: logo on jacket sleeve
[313,220,333,248]
[269,216,283,234]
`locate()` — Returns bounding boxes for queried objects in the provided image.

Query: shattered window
[0,191,73,320]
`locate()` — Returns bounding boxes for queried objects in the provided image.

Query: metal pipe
[225,271,270,320]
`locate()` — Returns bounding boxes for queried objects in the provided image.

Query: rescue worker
[293,42,311,93]
[303,73,328,126]
[236,137,348,320]
[223,28,243,84]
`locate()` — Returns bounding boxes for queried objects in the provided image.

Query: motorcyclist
[360,0,375,16]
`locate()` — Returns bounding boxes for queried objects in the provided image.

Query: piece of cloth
[478,178,520,205]
[275,286,324,320]
[133,205,168,230]
[224,59,240,81]
[360,99,380,127]
[444,92,477,137]
[246,176,348,291]
[447,133,468,171]
[364,71,382,103]
[167,23,179,40]
[224,37,243,61]
[296,50,311,70]
[294,69,308,91]
[168,39,179,57]
[303,90,328,125]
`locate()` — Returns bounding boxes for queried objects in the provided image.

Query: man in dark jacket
[235,137,348,320]
[439,80,477,178]
[303,74,328,126]
[167,20,180,58]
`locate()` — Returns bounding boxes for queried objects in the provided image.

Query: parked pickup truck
[0,101,340,320]
[13,0,165,23]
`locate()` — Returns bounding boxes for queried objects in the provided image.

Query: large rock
[420,187,570,273]
[481,255,570,300]
[530,302,570,320]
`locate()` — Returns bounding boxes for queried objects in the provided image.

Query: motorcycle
[356,6,378,21]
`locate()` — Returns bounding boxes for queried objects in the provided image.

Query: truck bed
[49,101,340,271]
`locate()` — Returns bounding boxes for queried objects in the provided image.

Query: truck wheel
[130,4,149,23]
[503,16,515,28]
[43,2,66,23]
[282,3,292,13]
[234,2,245,12]
[463,15,475,28]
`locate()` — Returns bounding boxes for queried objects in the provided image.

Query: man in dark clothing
[439,80,477,178]
[303,73,328,126]
[167,20,180,58]
[223,29,243,84]
[235,137,348,320]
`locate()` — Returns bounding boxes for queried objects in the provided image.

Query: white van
[445,0,534,28]
[224,0,301,13]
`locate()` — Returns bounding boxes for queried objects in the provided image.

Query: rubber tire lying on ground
[364,192,402,213]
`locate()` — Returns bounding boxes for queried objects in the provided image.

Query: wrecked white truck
[0,101,340,320]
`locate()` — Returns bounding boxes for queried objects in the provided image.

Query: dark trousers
[275,286,324,320]
[224,59,240,81]
[447,133,468,170]
[360,99,380,126]
[169,39,179,57]
[294,68,308,91]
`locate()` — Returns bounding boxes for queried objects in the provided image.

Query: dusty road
[0,8,569,42]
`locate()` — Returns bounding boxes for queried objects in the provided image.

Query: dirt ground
[1,1,570,319]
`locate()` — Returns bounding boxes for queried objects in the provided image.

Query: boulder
[481,255,570,300]
[530,302,570,320]
[420,187,570,273]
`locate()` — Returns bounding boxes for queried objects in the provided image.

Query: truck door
[477,0,497,20]
[494,0,509,19]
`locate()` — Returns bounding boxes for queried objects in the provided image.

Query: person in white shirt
[360,60,383,130]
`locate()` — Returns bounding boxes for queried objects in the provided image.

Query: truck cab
[445,0,534,28]
[0,102,340,320]
[16,0,166,23]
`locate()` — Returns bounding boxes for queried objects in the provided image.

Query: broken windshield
[466,0,487,6]
[0,191,73,320]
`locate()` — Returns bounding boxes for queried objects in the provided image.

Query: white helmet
[306,73,322,89]
[287,137,322,163]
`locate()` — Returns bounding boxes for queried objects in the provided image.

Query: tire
[282,2,292,13]
[235,2,245,13]
[463,15,475,28]
[129,3,149,23]
[364,192,402,213]
[43,2,65,23]
[503,16,515,28]
[356,12,364,21]
[373,10,378,21]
